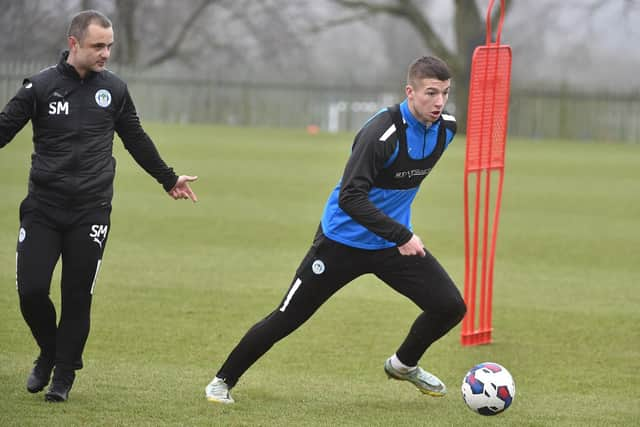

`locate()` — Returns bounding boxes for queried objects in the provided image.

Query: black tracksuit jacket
[0,51,177,209]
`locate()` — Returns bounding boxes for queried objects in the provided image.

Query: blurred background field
[1,124,638,426]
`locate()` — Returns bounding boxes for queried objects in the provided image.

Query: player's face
[68,24,113,77]
[406,78,451,125]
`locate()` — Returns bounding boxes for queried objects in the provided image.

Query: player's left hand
[398,234,426,257]
[169,175,198,202]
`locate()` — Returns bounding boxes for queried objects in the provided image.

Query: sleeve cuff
[395,230,413,246]
[162,174,179,192]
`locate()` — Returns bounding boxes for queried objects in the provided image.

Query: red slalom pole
[461,0,512,346]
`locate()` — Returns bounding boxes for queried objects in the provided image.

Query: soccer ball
[461,362,515,416]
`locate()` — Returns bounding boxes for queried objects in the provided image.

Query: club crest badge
[95,89,112,108]
[311,260,325,275]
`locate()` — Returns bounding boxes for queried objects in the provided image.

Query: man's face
[68,23,113,76]
[406,78,451,125]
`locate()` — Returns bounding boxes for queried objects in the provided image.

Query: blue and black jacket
[320,99,456,250]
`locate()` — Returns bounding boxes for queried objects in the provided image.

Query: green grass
[1,124,639,426]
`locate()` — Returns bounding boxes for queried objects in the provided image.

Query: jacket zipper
[422,126,427,158]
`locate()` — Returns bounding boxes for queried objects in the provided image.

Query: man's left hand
[169,175,198,202]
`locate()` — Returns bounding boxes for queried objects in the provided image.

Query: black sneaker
[26,355,55,393]
[45,370,75,402]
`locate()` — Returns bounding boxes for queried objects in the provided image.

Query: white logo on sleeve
[18,227,26,243]
[95,89,112,107]
[90,225,109,248]
[311,260,325,275]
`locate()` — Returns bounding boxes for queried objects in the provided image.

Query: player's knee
[442,294,467,325]
[455,297,467,323]
[17,284,49,302]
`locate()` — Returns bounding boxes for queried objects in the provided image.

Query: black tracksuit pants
[217,230,467,388]
[16,196,110,373]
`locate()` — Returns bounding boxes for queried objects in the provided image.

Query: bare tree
[143,0,220,67]
[331,0,514,129]
[2,0,638,100]
[0,0,75,63]
[113,0,140,65]
[104,0,308,78]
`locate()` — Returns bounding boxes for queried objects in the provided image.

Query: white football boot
[384,358,447,397]
[205,377,234,404]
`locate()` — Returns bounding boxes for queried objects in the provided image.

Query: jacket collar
[400,99,441,131]
[56,50,98,81]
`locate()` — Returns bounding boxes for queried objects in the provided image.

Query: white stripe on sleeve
[379,124,397,142]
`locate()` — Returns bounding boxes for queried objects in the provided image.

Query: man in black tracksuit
[205,56,466,404]
[0,10,198,402]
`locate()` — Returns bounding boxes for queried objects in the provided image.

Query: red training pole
[461,0,512,346]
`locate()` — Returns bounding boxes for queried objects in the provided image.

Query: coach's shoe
[45,369,75,402]
[205,377,234,404]
[384,358,447,397]
[26,355,55,393]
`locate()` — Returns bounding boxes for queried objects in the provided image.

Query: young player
[205,56,466,404]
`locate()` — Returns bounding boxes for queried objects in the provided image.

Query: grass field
[1,124,639,426]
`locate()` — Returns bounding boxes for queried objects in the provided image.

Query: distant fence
[508,88,640,142]
[1,61,639,142]
[119,76,399,133]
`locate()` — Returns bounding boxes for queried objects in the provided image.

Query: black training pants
[16,196,110,372]
[217,231,466,388]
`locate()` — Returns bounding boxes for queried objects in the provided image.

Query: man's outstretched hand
[169,175,198,202]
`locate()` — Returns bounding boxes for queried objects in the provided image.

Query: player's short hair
[407,56,451,87]
[67,10,112,42]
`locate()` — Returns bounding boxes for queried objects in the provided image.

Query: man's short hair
[407,56,451,87]
[67,10,112,42]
